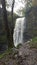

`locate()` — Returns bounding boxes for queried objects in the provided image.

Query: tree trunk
[11,0,15,46]
[1,0,13,48]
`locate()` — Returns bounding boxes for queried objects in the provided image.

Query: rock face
[32,0,37,6]
[26,6,37,37]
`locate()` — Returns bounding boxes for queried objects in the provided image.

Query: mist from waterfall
[13,17,26,47]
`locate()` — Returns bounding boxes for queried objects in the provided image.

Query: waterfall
[13,17,26,47]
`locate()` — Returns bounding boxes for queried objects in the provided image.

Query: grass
[0,48,13,59]
[29,37,37,49]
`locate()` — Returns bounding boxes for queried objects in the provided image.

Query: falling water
[13,17,26,47]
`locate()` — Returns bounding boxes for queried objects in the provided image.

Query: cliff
[26,6,37,37]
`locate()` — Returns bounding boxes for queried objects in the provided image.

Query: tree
[11,0,15,46]
[1,0,13,48]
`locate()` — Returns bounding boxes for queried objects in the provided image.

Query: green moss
[29,37,37,49]
[32,37,37,42]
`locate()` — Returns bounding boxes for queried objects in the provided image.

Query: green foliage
[0,48,13,59]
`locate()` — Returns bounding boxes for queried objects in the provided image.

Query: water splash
[13,17,26,47]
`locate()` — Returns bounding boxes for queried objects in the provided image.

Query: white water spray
[13,17,26,47]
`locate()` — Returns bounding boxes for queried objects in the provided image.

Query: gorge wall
[26,6,37,37]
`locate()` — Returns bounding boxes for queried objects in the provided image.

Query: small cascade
[13,17,26,47]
